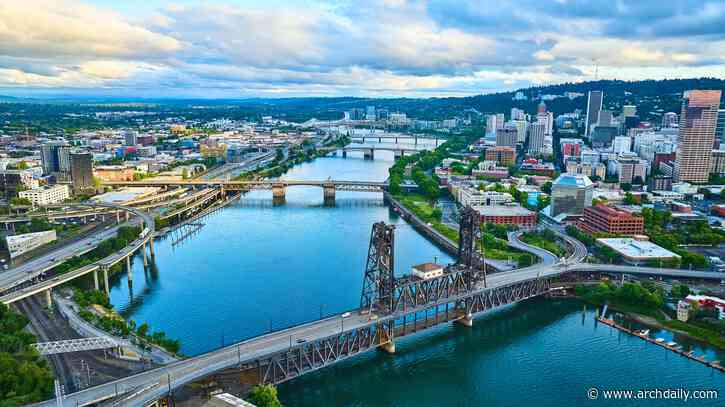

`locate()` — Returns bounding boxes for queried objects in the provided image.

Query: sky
[1,0,725,98]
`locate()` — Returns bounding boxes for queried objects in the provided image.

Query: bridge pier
[363,148,374,160]
[116,211,121,224]
[272,184,286,200]
[149,238,155,258]
[456,313,473,327]
[379,340,396,354]
[127,256,133,281]
[342,150,347,158]
[125,211,129,222]
[394,150,404,160]
[93,270,99,291]
[323,184,335,206]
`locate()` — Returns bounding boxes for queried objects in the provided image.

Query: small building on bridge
[412,263,444,280]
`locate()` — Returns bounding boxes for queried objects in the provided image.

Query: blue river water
[107,143,723,406]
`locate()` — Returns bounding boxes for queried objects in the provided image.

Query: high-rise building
[578,205,644,236]
[496,126,518,148]
[70,152,94,193]
[715,109,725,148]
[616,153,647,184]
[124,131,138,146]
[550,173,593,217]
[674,90,722,183]
[585,91,604,138]
[40,141,71,176]
[511,108,526,121]
[527,123,546,155]
[484,146,516,167]
[612,136,632,154]
[366,106,376,120]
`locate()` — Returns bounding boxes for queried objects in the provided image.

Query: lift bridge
[245,206,551,385]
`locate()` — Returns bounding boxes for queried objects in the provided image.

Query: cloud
[0,0,723,97]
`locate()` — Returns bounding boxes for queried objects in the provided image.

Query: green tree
[623,192,637,205]
[621,183,632,192]
[541,181,552,194]
[248,384,283,407]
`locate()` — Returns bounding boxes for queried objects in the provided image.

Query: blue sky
[1,0,725,98]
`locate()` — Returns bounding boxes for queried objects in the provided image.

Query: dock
[596,316,724,373]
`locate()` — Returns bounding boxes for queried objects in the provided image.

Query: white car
[341,312,351,318]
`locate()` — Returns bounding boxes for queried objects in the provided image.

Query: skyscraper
[40,141,70,176]
[585,91,604,139]
[715,109,725,148]
[661,112,678,128]
[70,152,94,193]
[674,90,721,183]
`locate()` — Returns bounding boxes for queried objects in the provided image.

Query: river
[108,140,723,406]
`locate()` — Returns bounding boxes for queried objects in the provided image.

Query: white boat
[655,338,665,343]
[641,329,650,336]
[667,341,677,347]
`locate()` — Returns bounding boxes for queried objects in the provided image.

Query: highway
[0,203,154,305]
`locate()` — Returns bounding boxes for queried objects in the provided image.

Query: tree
[248,384,283,407]
[621,183,632,192]
[10,197,32,206]
[181,168,189,179]
[541,181,552,194]
[623,192,637,205]
[137,323,149,337]
[431,207,442,221]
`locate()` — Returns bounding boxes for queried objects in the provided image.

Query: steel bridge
[31,337,118,356]
[340,145,421,160]
[31,208,725,407]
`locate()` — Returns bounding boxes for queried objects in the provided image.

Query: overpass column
[124,211,129,222]
[394,150,403,160]
[149,238,155,258]
[102,265,110,297]
[44,288,52,308]
[142,244,148,267]
[93,270,99,291]
[342,150,347,158]
[127,256,134,281]
[116,211,121,224]
[363,148,374,160]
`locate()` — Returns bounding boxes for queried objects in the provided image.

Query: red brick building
[477,205,537,227]
[577,204,644,236]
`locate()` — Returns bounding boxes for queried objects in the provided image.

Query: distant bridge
[102,179,388,203]
[340,145,421,160]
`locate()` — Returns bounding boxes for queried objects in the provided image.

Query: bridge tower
[360,222,395,314]
[457,206,486,286]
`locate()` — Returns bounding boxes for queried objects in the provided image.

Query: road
[507,231,558,266]
[0,203,155,305]
[0,221,135,292]
[30,242,725,407]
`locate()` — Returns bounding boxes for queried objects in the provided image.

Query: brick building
[578,204,644,236]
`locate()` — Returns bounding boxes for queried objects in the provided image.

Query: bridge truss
[31,337,117,355]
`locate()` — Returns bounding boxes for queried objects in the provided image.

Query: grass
[664,320,725,350]
[520,231,567,258]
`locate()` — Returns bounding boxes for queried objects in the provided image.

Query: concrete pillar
[93,270,99,291]
[379,341,396,354]
[272,184,286,199]
[124,211,129,222]
[149,238,155,257]
[394,150,403,160]
[126,256,133,281]
[44,288,52,308]
[323,184,335,206]
[103,267,110,297]
[116,211,121,224]
[342,150,347,158]
[363,148,374,160]
[142,244,148,267]
[456,314,473,327]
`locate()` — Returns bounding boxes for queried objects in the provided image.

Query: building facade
[19,184,70,205]
[550,173,594,217]
[578,204,644,236]
[70,152,94,193]
[674,90,721,183]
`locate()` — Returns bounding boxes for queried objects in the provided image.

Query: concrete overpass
[350,133,442,146]
[0,202,155,306]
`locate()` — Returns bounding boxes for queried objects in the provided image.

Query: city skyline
[2,0,725,98]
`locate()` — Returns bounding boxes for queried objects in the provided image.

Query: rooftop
[412,262,444,272]
[475,204,535,216]
[553,173,593,188]
[596,238,680,260]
